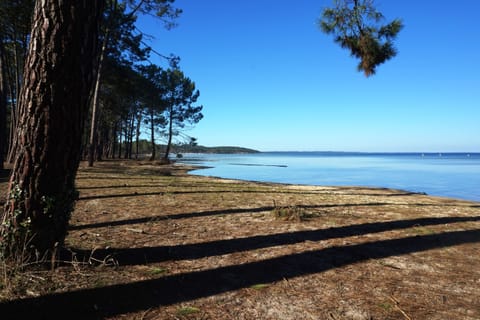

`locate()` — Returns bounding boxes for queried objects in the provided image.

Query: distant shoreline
[179,150,480,156]
[174,145,260,154]
[179,152,480,203]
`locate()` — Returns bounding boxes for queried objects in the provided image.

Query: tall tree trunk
[135,113,142,159]
[6,30,26,164]
[101,127,110,159]
[123,117,130,159]
[149,108,156,161]
[118,122,123,158]
[87,28,109,167]
[164,108,174,161]
[95,125,103,161]
[111,121,118,158]
[0,41,7,169]
[128,111,135,159]
[7,102,16,163]
[87,0,118,166]
[0,0,104,260]
[5,48,18,164]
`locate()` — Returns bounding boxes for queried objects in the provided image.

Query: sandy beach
[1,160,479,319]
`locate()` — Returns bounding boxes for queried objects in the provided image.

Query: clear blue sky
[136,0,479,152]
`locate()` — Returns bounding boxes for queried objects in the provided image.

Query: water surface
[179,152,480,202]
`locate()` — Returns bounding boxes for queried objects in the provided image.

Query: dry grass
[1,159,479,319]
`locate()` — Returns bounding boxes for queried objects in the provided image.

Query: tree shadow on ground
[75,184,480,203]
[69,203,394,230]
[71,216,480,265]
[76,189,337,201]
[0,168,10,183]
[76,184,174,190]
[69,203,478,231]
[0,228,478,319]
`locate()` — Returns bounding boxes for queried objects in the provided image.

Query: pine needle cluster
[320,0,403,76]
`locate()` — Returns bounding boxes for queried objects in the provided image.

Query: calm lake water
[178,152,480,202]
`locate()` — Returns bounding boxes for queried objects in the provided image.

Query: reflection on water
[178,152,480,202]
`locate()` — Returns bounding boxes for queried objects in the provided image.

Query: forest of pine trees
[0,0,203,170]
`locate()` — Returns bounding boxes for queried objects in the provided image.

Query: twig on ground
[388,295,412,320]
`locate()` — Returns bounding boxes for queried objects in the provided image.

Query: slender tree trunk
[128,112,135,159]
[5,50,18,164]
[123,118,129,159]
[87,0,118,166]
[149,109,156,161]
[6,103,17,163]
[111,121,118,158]
[6,31,25,164]
[13,34,22,108]
[95,126,103,161]
[118,122,123,158]
[0,0,104,259]
[7,101,16,162]
[87,28,109,167]
[0,41,7,169]
[164,108,174,161]
[5,72,15,153]
[135,113,142,159]
[101,127,110,159]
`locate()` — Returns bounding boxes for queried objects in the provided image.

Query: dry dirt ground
[0,160,479,319]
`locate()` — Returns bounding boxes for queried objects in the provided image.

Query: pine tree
[320,0,403,76]
[0,0,104,260]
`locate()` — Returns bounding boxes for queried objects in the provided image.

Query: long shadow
[76,181,282,191]
[70,216,480,265]
[70,201,478,231]
[77,187,438,200]
[76,182,274,191]
[0,168,11,183]
[77,184,172,190]
[1,229,479,319]
[69,203,396,231]
[69,206,277,230]
[75,165,187,179]
[77,189,340,200]
[75,176,168,181]
[77,189,480,210]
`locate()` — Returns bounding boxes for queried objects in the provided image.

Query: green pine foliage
[319,0,403,76]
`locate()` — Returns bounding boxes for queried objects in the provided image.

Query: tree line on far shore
[130,139,259,157]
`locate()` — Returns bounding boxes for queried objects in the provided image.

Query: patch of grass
[272,204,311,221]
[176,306,200,316]
[411,226,436,236]
[148,267,167,275]
[250,283,270,290]
[378,302,393,311]
[93,279,108,288]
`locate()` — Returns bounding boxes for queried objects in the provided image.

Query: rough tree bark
[0,0,104,259]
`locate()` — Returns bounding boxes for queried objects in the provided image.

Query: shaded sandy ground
[0,160,479,319]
